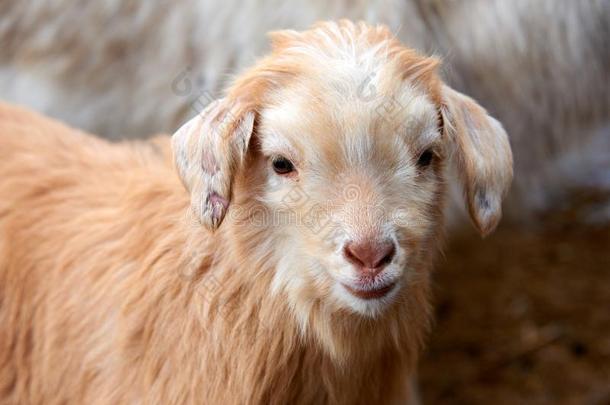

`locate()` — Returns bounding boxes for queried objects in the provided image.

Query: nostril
[343,239,396,271]
[377,243,396,268]
[343,244,365,268]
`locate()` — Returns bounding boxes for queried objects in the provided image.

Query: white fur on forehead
[260,26,440,156]
[260,82,440,166]
[274,25,388,63]
[268,21,439,93]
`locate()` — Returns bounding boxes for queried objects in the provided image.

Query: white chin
[332,282,401,317]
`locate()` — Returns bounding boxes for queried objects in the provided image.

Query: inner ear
[172,100,256,230]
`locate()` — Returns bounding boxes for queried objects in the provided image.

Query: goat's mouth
[341,282,397,300]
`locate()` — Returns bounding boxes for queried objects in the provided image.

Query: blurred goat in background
[0,0,609,220]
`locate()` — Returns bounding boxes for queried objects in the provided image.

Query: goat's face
[252,75,445,316]
[173,21,513,317]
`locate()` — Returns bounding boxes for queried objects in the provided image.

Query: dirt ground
[419,200,610,404]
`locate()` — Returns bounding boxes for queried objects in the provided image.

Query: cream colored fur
[0,21,512,404]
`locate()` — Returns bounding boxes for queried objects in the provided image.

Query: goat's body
[0,103,426,404]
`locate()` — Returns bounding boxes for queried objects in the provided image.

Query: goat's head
[173,21,513,318]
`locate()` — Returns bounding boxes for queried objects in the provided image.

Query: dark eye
[417,149,434,168]
[272,156,295,175]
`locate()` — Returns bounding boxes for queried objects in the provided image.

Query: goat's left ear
[441,85,513,236]
[172,98,255,230]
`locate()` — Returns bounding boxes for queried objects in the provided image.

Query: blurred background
[1,1,608,403]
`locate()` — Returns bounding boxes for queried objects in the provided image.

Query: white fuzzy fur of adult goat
[0,0,607,218]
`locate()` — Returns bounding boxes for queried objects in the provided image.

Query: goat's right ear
[172,98,255,230]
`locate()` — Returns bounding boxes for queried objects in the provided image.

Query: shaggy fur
[0,22,512,404]
[0,0,606,217]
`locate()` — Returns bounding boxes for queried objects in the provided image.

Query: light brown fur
[0,105,423,405]
[0,22,512,404]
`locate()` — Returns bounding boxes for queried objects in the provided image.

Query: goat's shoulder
[0,102,188,255]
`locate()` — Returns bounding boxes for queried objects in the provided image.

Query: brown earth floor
[419,204,610,404]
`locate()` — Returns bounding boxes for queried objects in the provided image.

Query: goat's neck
[176,216,429,399]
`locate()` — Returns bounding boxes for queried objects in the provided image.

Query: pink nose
[343,239,396,276]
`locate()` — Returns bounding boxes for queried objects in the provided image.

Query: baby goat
[0,21,512,404]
